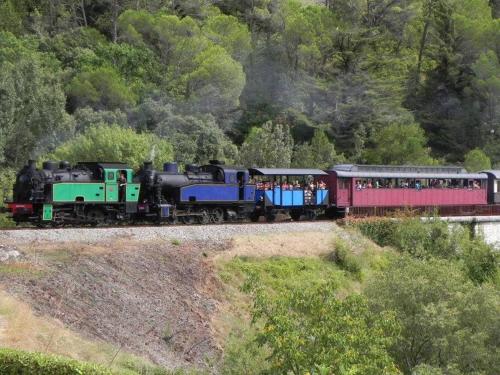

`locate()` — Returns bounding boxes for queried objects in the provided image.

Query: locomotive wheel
[290,210,302,221]
[265,213,276,223]
[197,210,210,225]
[86,208,105,226]
[211,208,224,224]
[181,216,195,225]
[305,210,317,221]
[249,212,260,222]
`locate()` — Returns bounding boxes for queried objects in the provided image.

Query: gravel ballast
[0,222,336,244]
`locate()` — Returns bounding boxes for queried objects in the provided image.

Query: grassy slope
[0,224,391,374]
[213,225,395,352]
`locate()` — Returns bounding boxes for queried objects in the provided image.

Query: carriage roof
[249,168,328,176]
[330,164,486,180]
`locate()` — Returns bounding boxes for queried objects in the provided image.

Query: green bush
[365,256,500,375]
[0,168,15,227]
[355,217,499,285]
[354,218,398,247]
[219,328,270,375]
[252,284,400,375]
[329,238,362,279]
[0,348,112,374]
[462,237,499,284]
[390,218,468,259]
[355,218,469,259]
[224,256,349,295]
[0,213,15,227]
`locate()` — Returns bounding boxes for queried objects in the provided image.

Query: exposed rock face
[0,245,22,262]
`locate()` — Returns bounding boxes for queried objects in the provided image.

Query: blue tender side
[180,184,256,202]
[181,185,239,202]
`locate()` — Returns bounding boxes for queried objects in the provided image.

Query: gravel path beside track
[0,222,336,244]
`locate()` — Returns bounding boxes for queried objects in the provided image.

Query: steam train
[4,159,500,226]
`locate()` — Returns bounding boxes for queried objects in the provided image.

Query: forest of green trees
[0,0,498,174]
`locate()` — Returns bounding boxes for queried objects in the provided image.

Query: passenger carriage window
[339,178,349,189]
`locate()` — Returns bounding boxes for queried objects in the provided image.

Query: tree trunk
[80,0,87,27]
[490,0,500,19]
[112,0,119,43]
[415,20,430,85]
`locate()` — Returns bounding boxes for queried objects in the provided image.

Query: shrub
[462,237,499,284]
[355,218,471,260]
[252,284,400,375]
[48,124,173,170]
[0,348,112,374]
[0,168,15,227]
[219,328,270,375]
[0,214,15,228]
[354,218,398,247]
[329,238,362,279]
[365,256,500,375]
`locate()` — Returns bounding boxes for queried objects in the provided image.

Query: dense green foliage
[47,124,173,169]
[0,0,498,171]
[238,121,294,167]
[0,168,15,227]
[366,256,500,375]
[0,3,499,371]
[252,286,400,375]
[219,220,499,375]
[354,217,499,284]
[220,254,399,375]
[0,348,112,374]
[464,148,492,172]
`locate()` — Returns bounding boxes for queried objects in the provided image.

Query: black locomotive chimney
[209,160,225,165]
[42,161,57,171]
[27,160,36,170]
[59,161,70,169]
[143,161,153,171]
[163,162,178,173]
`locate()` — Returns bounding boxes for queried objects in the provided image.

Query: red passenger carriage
[326,165,500,217]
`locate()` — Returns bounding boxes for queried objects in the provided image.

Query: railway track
[0,220,337,245]
[0,218,332,231]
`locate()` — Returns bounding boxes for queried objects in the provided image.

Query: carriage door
[337,178,351,206]
[495,179,500,204]
[237,172,245,200]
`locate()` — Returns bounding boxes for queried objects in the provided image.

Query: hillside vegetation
[0,221,498,374]
[215,219,499,375]
[0,0,498,178]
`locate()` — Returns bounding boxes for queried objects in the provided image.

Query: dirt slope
[0,223,344,370]
[1,240,228,369]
